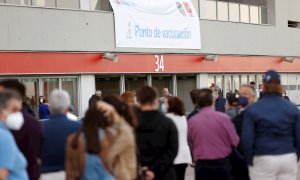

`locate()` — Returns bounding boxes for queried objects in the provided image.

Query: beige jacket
[101,119,137,180]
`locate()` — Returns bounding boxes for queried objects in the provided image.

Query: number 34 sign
[154,55,165,72]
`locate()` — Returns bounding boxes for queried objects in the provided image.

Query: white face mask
[6,112,24,130]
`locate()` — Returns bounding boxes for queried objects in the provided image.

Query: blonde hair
[121,91,135,105]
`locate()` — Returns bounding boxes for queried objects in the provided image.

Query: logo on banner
[176,2,186,16]
[183,2,194,17]
[126,22,132,39]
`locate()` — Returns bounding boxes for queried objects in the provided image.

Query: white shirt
[166,113,192,165]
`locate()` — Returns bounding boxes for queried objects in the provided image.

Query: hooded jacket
[136,110,178,180]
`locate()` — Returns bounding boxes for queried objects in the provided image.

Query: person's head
[197,89,213,108]
[137,86,159,110]
[42,98,48,104]
[239,85,256,105]
[166,97,185,116]
[210,84,221,99]
[263,70,283,94]
[0,80,26,99]
[121,91,137,105]
[250,81,256,88]
[95,90,102,97]
[103,94,137,128]
[259,84,263,90]
[0,91,24,130]
[227,93,240,107]
[49,89,71,115]
[82,107,110,154]
[190,89,201,107]
[162,88,169,97]
[89,95,102,108]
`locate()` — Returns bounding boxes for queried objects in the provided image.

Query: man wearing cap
[226,93,241,120]
[241,70,300,180]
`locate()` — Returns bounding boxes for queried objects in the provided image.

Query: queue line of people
[0,70,300,180]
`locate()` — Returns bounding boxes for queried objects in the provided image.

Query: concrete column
[147,75,152,86]
[78,75,95,117]
[196,73,208,89]
[120,75,125,94]
[172,74,177,96]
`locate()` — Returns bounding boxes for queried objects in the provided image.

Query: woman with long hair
[65,106,114,180]
[101,94,137,180]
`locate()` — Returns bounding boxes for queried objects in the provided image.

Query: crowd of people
[0,70,300,180]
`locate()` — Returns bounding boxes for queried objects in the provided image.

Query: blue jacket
[215,97,226,113]
[241,93,300,165]
[39,104,50,119]
[41,114,81,173]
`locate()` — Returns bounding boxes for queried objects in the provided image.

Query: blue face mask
[161,103,167,113]
[238,96,249,108]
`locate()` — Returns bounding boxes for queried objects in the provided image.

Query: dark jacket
[11,108,43,180]
[241,93,300,165]
[232,110,246,137]
[39,104,50,119]
[215,97,226,112]
[41,114,81,173]
[136,110,178,180]
[187,108,199,120]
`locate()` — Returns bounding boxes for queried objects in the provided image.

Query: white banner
[109,0,201,49]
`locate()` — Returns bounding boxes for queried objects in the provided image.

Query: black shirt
[136,110,178,180]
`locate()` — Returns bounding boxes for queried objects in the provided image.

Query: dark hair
[263,83,283,94]
[197,89,213,108]
[88,95,102,108]
[137,86,158,105]
[42,98,48,104]
[83,107,110,154]
[250,81,256,85]
[103,94,137,128]
[121,91,135,105]
[190,89,201,105]
[0,80,26,97]
[0,91,21,110]
[167,97,185,116]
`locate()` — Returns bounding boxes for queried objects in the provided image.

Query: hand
[142,167,155,180]
[96,101,120,123]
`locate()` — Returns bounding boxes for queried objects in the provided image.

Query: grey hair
[240,85,256,97]
[49,89,71,115]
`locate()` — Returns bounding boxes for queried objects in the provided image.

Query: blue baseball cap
[263,70,281,84]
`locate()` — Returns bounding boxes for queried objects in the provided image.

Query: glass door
[21,78,39,115]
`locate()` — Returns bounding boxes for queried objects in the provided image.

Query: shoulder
[0,129,14,146]
[215,111,230,120]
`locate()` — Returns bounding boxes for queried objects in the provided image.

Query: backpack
[71,129,115,180]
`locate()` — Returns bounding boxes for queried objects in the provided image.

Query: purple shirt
[188,107,239,160]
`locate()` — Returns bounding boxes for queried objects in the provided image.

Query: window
[229,3,240,22]
[152,76,173,96]
[0,0,5,3]
[259,6,268,24]
[21,78,39,116]
[240,4,249,23]
[96,77,120,97]
[206,0,217,20]
[250,6,259,24]
[14,0,31,5]
[224,75,232,94]
[32,0,56,7]
[125,76,147,92]
[57,0,79,9]
[217,1,228,21]
[241,75,248,85]
[90,0,111,11]
[62,78,78,115]
[208,75,215,87]
[42,78,59,100]
[233,75,240,92]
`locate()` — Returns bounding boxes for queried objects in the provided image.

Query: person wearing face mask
[0,80,43,180]
[230,86,255,180]
[210,84,226,113]
[232,85,257,137]
[0,91,28,180]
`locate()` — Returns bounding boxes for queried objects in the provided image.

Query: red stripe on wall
[0,52,299,74]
